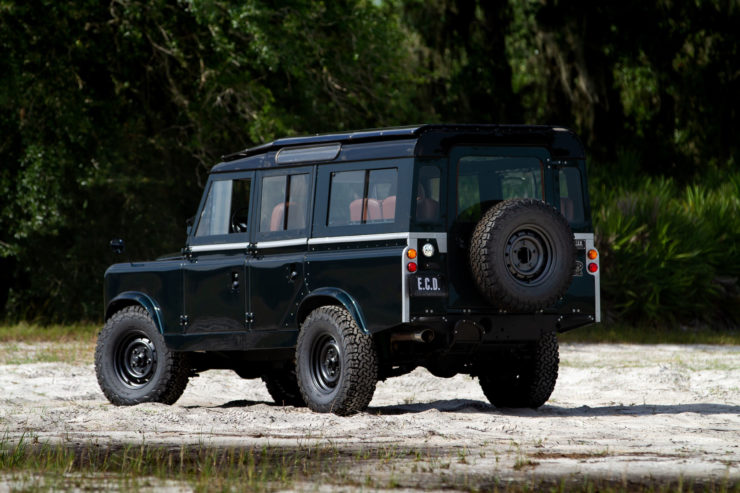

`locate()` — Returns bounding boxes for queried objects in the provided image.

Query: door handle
[231,272,240,292]
[289,270,298,281]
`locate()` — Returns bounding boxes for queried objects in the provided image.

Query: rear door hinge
[179,314,190,327]
[245,312,255,326]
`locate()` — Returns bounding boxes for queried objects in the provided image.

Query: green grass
[1,436,738,493]
[0,323,98,365]
[0,322,98,343]
[560,322,740,345]
[0,435,360,492]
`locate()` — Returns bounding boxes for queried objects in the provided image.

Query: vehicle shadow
[184,399,277,409]
[368,400,740,417]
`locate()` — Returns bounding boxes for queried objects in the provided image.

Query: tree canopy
[0,0,737,322]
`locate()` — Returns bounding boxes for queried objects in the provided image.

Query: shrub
[591,166,739,327]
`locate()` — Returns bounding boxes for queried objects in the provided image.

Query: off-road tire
[262,369,306,407]
[95,305,189,406]
[470,198,575,311]
[296,306,378,415]
[478,332,559,409]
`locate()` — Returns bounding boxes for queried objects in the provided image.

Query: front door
[182,173,253,350]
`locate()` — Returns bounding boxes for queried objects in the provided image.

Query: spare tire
[470,198,575,311]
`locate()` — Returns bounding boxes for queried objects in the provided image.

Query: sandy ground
[1,343,739,488]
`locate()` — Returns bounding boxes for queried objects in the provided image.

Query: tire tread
[470,198,575,311]
[479,332,559,409]
[95,305,189,406]
[296,306,378,416]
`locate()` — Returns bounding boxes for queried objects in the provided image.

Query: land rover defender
[96,124,600,415]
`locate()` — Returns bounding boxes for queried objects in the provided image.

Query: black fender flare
[296,287,369,335]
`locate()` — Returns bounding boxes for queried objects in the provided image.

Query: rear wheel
[262,368,305,407]
[95,306,189,406]
[478,332,559,409]
[296,306,378,415]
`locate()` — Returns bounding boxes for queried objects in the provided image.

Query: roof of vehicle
[212,124,585,172]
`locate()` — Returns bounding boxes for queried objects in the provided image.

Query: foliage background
[1,0,737,326]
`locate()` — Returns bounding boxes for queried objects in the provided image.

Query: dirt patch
[1,343,739,488]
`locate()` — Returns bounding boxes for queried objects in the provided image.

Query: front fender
[106,291,165,334]
[297,287,369,335]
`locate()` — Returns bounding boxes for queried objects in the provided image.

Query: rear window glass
[558,167,585,224]
[416,165,441,223]
[457,156,543,222]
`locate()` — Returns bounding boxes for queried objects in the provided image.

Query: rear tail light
[407,249,417,259]
[586,248,599,273]
[407,262,417,273]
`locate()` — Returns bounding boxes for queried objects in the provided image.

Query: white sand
[1,343,738,486]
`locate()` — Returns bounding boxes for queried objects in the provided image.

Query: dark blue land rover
[96,124,600,415]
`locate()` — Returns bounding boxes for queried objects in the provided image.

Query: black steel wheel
[470,198,575,311]
[503,225,555,287]
[477,332,559,409]
[296,306,378,415]
[310,333,342,392]
[95,305,189,406]
[114,333,157,388]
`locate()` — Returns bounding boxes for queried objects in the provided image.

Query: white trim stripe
[189,232,415,252]
[189,242,249,253]
[256,238,308,249]
[308,232,410,245]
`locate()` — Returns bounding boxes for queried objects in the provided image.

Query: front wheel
[296,306,378,415]
[478,332,559,409]
[95,306,189,406]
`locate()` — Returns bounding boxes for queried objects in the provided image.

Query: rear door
[447,146,552,309]
[306,160,413,332]
[248,167,313,337]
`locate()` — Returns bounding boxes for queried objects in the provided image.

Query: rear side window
[416,165,441,223]
[457,156,543,222]
[558,167,585,224]
[328,168,398,226]
[259,173,310,232]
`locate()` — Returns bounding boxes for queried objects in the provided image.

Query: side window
[558,167,585,223]
[328,168,398,226]
[259,173,310,233]
[195,178,252,237]
[416,166,441,222]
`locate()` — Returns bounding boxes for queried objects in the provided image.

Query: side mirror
[186,216,194,236]
[110,238,125,254]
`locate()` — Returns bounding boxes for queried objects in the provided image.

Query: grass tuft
[561,322,740,345]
